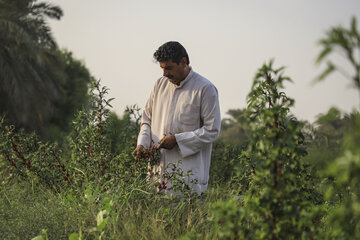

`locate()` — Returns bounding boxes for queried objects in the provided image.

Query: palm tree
[315,16,360,108]
[0,0,63,134]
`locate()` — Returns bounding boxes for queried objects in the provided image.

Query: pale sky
[48,0,360,123]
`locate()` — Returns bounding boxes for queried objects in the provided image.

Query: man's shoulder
[192,71,217,91]
[153,76,169,88]
[192,71,212,85]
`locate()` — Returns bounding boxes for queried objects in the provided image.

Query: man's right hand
[132,145,144,160]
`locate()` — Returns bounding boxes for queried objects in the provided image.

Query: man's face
[159,58,187,85]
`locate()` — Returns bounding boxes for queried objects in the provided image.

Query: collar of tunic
[175,68,194,89]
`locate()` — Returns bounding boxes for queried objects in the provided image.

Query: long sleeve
[175,84,221,158]
[137,83,156,149]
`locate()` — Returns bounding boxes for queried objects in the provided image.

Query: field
[1,68,359,240]
[1,3,360,237]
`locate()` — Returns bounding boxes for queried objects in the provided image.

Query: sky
[48,0,360,123]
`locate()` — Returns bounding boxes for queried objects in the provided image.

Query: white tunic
[137,69,221,193]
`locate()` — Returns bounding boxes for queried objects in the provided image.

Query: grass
[0,180,80,239]
[0,177,239,240]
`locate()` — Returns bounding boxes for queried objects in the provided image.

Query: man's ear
[181,57,188,66]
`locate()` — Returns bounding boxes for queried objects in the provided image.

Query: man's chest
[153,84,202,130]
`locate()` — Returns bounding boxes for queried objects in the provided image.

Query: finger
[132,149,140,160]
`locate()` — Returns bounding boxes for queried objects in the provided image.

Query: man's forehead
[160,60,177,68]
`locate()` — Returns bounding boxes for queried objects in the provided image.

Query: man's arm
[174,84,221,158]
[136,81,157,152]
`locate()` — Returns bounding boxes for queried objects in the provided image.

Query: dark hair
[153,41,190,65]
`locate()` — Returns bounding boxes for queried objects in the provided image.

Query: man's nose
[163,70,169,77]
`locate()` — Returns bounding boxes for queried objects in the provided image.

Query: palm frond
[312,61,335,85]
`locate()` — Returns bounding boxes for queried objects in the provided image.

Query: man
[134,41,221,194]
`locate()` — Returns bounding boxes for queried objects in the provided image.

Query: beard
[168,77,181,85]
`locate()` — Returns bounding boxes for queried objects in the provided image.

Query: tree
[219,108,250,145]
[0,0,63,134]
[46,49,92,142]
[315,16,360,107]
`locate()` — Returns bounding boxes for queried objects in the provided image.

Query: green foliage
[69,198,113,240]
[315,16,360,105]
[0,0,64,133]
[31,229,49,240]
[2,12,360,236]
[0,79,222,239]
[47,49,92,142]
[313,107,354,148]
[0,170,238,239]
[303,108,357,177]
[0,120,69,191]
[60,80,156,191]
[212,60,322,239]
[65,80,116,187]
[103,105,141,156]
[0,79,204,196]
[0,182,80,239]
[0,1,92,139]
[210,199,243,240]
[210,141,245,185]
[219,108,250,145]
[0,72,358,239]
[323,113,360,239]
[158,160,199,197]
[0,80,141,193]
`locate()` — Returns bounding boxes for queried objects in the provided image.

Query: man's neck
[176,67,191,86]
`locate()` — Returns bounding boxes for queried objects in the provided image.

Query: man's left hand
[158,135,177,150]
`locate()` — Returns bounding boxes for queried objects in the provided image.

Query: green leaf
[96,217,109,232]
[31,229,48,240]
[315,47,332,64]
[31,236,45,240]
[350,16,359,41]
[312,61,335,84]
[68,233,79,240]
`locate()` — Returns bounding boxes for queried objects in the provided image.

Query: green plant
[323,112,360,239]
[0,0,65,134]
[31,229,49,240]
[212,60,322,239]
[157,160,198,198]
[0,119,70,191]
[0,80,151,192]
[69,198,113,240]
[210,199,243,240]
[210,141,245,185]
[315,16,360,106]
